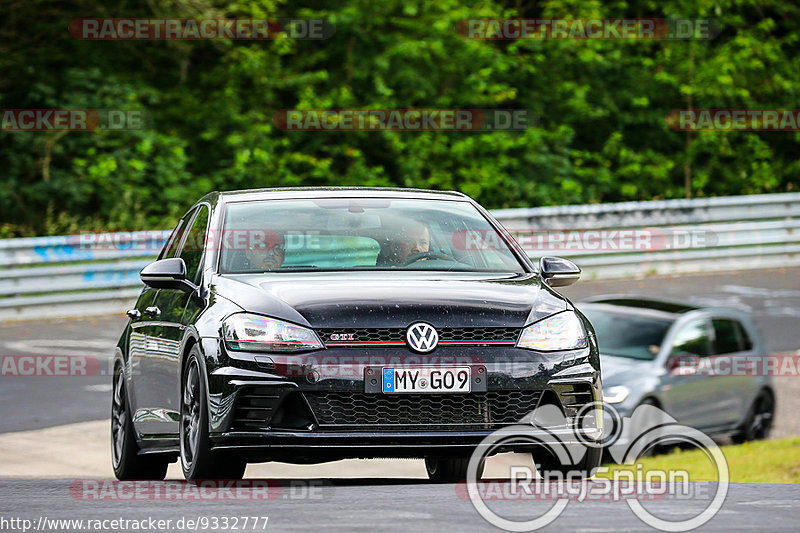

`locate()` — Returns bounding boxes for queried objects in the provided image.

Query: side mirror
[539,256,581,287]
[140,258,197,292]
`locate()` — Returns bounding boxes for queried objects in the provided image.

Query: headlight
[603,385,630,404]
[516,311,588,351]
[223,313,323,352]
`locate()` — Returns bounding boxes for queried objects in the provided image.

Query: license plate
[382,367,471,393]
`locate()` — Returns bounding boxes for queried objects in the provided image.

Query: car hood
[600,354,652,383]
[211,271,567,328]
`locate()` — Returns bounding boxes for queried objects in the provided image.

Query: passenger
[243,231,285,270]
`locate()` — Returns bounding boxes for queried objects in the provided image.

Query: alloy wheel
[111,370,126,468]
[181,360,201,468]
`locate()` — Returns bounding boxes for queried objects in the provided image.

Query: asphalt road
[0,317,121,433]
[0,479,798,532]
[1,267,797,434]
[1,268,798,532]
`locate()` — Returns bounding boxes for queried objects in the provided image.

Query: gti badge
[406,323,438,353]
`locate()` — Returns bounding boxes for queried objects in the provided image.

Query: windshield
[582,307,673,360]
[218,198,525,273]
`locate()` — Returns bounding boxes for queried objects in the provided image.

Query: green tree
[1,0,798,236]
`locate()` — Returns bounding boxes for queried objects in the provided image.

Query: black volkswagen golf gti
[112,187,601,481]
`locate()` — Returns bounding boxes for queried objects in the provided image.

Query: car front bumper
[200,338,601,462]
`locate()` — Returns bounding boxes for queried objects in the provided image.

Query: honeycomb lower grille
[304,390,543,429]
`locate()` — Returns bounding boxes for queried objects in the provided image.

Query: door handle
[144,306,161,318]
[126,309,141,320]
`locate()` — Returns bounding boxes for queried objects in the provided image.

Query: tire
[534,444,602,480]
[111,364,169,480]
[634,397,669,457]
[180,347,246,480]
[732,390,774,444]
[425,456,485,483]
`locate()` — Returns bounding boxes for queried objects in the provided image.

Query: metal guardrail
[492,192,800,279]
[0,231,169,321]
[0,193,798,321]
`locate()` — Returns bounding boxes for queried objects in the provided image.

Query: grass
[599,437,800,483]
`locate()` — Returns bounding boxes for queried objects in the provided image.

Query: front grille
[317,328,399,343]
[304,390,543,429]
[316,327,520,346]
[442,327,521,342]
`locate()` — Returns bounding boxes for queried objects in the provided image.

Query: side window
[712,319,743,354]
[670,320,711,357]
[734,321,754,351]
[177,205,209,283]
[161,209,196,259]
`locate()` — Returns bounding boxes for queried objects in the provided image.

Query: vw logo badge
[406,323,438,353]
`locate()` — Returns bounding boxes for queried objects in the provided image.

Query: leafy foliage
[1,0,798,236]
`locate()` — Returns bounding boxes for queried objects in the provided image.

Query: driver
[387,221,430,265]
[242,230,285,270]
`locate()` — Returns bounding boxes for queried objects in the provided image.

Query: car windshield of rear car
[218,198,526,273]
[582,307,673,360]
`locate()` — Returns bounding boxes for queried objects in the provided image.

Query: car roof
[580,296,704,322]
[211,187,471,203]
[581,295,700,314]
[580,302,680,322]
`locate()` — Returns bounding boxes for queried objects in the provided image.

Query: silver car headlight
[603,385,630,404]
[223,313,323,352]
[516,311,588,351]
